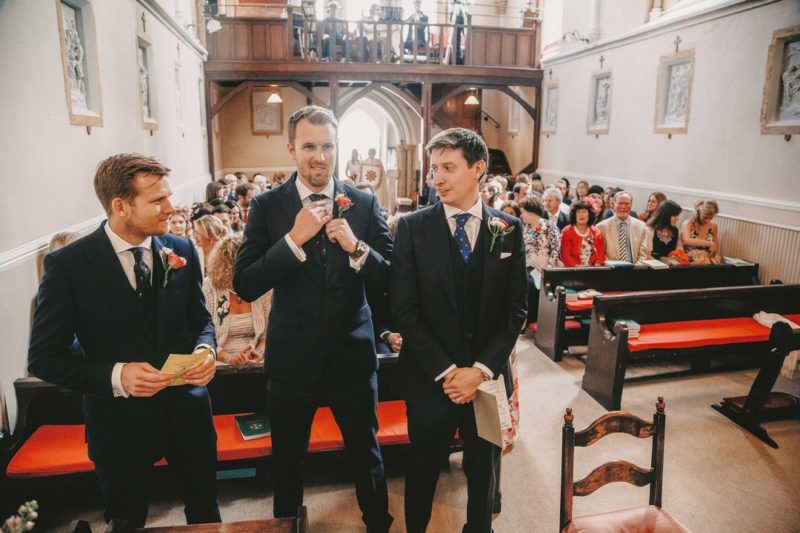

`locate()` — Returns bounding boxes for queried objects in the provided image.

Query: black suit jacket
[233,174,392,388]
[389,203,527,398]
[28,225,214,464]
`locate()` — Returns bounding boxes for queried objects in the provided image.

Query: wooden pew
[712,320,800,448]
[535,264,759,361]
[582,284,800,410]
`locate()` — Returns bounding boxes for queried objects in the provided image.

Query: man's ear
[287,142,296,161]
[473,160,487,180]
[110,197,129,219]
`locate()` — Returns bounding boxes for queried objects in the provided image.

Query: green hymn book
[235,413,271,441]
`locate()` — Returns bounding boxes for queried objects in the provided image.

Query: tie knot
[129,247,146,261]
[454,213,471,228]
[309,193,327,202]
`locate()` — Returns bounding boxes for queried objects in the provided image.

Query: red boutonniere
[335,193,353,218]
[488,217,515,253]
[159,247,187,288]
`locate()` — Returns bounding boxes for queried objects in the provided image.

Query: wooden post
[422,81,432,181]
[205,80,215,178]
[532,80,541,169]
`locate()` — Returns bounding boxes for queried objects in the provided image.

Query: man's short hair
[614,190,633,203]
[94,153,171,214]
[235,183,258,198]
[518,196,545,217]
[542,186,563,202]
[212,204,231,215]
[288,105,339,145]
[425,128,489,168]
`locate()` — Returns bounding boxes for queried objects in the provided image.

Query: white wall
[0,0,211,432]
[538,0,800,228]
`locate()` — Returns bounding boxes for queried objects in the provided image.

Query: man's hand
[183,354,216,386]
[288,201,332,247]
[325,218,358,253]
[443,367,484,404]
[121,363,172,397]
[387,333,403,352]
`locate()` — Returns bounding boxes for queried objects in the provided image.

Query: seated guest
[601,188,638,220]
[519,196,561,325]
[586,184,604,197]
[49,231,80,252]
[211,204,232,233]
[253,173,269,193]
[647,199,683,259]
[575,180,590,202]
[236,183,258,223]
[500,200,521,218]
[204,234,271,365]
[542,187,569,230]
[480,181,503,209]
[225,174,238,202]
[512,181,530,201]
[560,201,605,267]
[191,202,214,222]
[681,199,721,263]
[272,171,287,187]
[205,180,225,203]
[530,179,545,198]
[585,193,604,221]
[638,191,667,222]
[169,206,190,238]
[223,200,243,233]
[597,191,648,262]
[193,215,228,273]
[556,178,572,205]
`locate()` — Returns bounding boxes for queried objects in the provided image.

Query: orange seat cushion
[214,415,273,462]
[627,314,800,353]
[563,505,691,533]
[527,320,582,333]
[565,291,643,312]
[6,425,92,478]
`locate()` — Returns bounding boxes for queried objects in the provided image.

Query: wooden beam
[422,81,432,186]
[206,80,215,177]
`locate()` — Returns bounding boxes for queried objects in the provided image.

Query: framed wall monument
[654,49,695,134]
[541,81,558,135]
[587,70,611,135]
[760,25,800,135]
[251,88,283,135]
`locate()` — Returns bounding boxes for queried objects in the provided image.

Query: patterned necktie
[130,247,152,307]
[454,213,472,263]
[309,193,328,262]
[618,220,631,262]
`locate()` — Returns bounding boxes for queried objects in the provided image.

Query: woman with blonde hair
[169,206,191,238]
[681,199,721,263]
[203,234,271,365]
[193,215,227,272]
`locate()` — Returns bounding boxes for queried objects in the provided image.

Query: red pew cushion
[527,320,583,333]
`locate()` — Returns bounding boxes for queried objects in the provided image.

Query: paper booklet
[640,258,669,269]
[474,375,513,449]
[159,348,211,386]
[235,413,272,441]
[753,311,800,330]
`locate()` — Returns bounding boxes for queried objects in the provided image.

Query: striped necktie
[618,219,631,262]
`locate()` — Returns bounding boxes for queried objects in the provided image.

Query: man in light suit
[233,106,394,532]
[542,186,569,230]
[390,128,527,533]
[28,154,220,531]
[596,191,649,262]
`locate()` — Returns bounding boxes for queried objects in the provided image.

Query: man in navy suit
[233,106,394,532]
[28,154,220,531]
[390,128,527,533]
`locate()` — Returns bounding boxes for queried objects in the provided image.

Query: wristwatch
[380,331,392,343]
[349,240,369,260]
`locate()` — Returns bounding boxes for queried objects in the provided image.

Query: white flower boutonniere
[488,217,515,253]
[216,294,230,322]
[159,247,187,288]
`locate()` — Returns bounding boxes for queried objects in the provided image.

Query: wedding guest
[500,200,521,218]
[519,196,560,325]
[169,206,190,238]
[681,199,721,262]
[205,181,225,203]
[575,180,590,202]
[597,191,648,262]
[193,215,227,272]
[48,231,80,252]
[556,178,572,205]
[203,234,270,365]
[480,181,502,209]
[638,191,667,222]
[542,187,569,230]
[211,204,232,233]
[253,173,269,193]
[647,199,683,259]
[561,201,605,267]
[585,193,604,221]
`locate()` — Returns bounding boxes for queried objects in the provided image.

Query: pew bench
[2,356,412,482]
[534,263,760,362]
[582,284,800,410]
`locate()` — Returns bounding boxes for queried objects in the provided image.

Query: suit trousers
[405,383,500,533]
[94,386,220,527]
[268,372,392,532]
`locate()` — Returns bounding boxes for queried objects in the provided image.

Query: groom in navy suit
[233,106,394,532]
[390,128,527,533]
[28,154,220,531]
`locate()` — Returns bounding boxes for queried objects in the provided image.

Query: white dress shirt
[436,198,494,382]
[104,224,212,398]
[284,177,370,271]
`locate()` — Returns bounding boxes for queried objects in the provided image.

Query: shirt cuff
[111,363,129,398]
[349,244,370,271]
[473,362,493,380]
[435,364,456,382]
[195,344,216,361]
[284,234,307,262]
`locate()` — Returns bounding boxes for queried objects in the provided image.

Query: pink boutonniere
[159,247,187,288]
[335,193,353,218]
[487,217,515,253]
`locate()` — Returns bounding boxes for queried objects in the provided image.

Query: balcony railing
[206,7,539,69]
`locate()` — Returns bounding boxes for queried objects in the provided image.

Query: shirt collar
[616,215,629,225]
[443,196,484,221]
[295,175,335,201]
[104,222,151,255]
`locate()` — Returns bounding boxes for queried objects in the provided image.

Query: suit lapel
[152,236,166,348]
[478,205,498,326]
[282,174,325,272]
[324,178,345,286]
[424,203,458,313]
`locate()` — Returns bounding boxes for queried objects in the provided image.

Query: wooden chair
[560,397,690,533]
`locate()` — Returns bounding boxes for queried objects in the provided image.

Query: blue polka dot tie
[454,213,472,263]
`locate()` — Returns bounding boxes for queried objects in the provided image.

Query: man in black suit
[543,186,569,230]
[390,128,527,533]
[28,154,220,530]
[233,106,394,532]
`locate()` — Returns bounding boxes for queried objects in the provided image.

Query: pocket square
[500,252,512,259]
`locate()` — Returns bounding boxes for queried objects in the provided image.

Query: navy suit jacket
[233,174,392,389]
[389,202,527,399]
[28,225,215,464]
